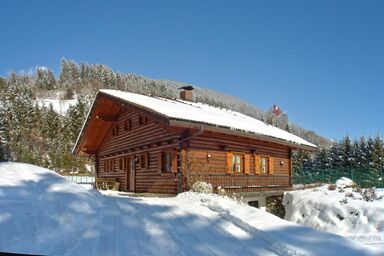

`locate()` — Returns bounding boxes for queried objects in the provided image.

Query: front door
[129,158,135,191]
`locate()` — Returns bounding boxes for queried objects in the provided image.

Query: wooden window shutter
[171,150,178,173]
[226,152,233,174]
[255,155,260,174]
[244,154,250,174]
[157,152,162,173]
[269,157,274,174]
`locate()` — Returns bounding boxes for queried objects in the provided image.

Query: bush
[191,181,213,194]
[217,186,226,196]
[361,188,377,202]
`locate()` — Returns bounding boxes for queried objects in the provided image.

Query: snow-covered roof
[100,89,317,149]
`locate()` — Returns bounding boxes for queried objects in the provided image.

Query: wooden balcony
[187,173,292,193]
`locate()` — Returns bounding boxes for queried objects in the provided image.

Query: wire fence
[292,168,384,188]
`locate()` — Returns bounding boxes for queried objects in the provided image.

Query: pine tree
[329,143,343,168]
[342,135,353,167]
[358,136,368,169]
[371,135,384,171]
[0,118,7,161]
[35,68,57,90]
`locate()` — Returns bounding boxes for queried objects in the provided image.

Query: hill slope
[0,59,329,172]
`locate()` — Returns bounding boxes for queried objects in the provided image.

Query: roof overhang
[73,91,171,156]
[74,90,317,156]
[168,120,318,151]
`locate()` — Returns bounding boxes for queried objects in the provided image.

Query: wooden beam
[95,114,119,122]
[82,150,97,155]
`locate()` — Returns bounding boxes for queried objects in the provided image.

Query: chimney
[179,86,194,101]
[180,90,193,101]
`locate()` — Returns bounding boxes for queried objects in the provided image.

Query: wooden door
[129,158,135,191]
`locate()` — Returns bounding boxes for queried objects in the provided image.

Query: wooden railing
[187,173,291,193]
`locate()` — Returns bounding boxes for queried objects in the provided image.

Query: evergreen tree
[35,67,57,90]
[329,143,343,168]
[358,136,368,168]
[0,118,7,161]
[371,135,384,171]
[342,135,353,167]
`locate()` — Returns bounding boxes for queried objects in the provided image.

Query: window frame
[162,151,172,173]
[124,119,131,131]
[139,115,147,126]
[112,124,119,136]
[110,159,115,172]
[119,157,124,172]
[232,154,244,173]
[256,155,273,175]
[140,152,149,169]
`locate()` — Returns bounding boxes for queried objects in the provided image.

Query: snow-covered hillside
[284,178,384,248]
[35,98,77,115]
[0,163,381,255]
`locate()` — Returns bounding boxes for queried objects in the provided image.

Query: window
[140,153,148,169]
[112,124,119,136]
[124,120,131,131]
[232,154,243,173]
[248,201,259,208]
[139,115,148,126]
[158,151,177,174]
[162,152,172,173]
[119,158,124,171]
[110,159,115,172]
[260,157,269,174]
[105,159,114,172]
[104,160,108,172]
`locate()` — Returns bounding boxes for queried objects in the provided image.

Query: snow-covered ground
[35,98,77,115]
[284,178,384,249]
[0,163,382,255]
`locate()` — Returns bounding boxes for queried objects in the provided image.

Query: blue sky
[1,0,383,141]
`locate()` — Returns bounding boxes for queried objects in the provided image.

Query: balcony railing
[187,173,291,193]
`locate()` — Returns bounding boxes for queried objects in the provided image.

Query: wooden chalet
[73,88,317,205]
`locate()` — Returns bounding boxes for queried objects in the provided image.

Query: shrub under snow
[284,178,384,246]
[191,181,213,194]
[335,177,355,188]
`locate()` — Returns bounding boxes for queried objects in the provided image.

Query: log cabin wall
[96,108,180,194]
[183,131,292,192]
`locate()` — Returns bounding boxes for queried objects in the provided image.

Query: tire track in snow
[151,198,277,256]
[200,199,305,256]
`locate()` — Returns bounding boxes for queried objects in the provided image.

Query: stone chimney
[179,86,194,101]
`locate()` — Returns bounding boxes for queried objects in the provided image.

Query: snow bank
[0,162,103,255]
[284,180,384,247]
[0,163,381,255]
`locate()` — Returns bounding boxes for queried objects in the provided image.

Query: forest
[293,135,384,187]
[0,58,383,182]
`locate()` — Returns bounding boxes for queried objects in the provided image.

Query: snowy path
[0,163,382,256]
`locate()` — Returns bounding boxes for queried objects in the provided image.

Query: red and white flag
[272,104,284,117]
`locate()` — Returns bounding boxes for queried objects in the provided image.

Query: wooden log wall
[96,108,180,194]
[182,131,292,191]
[186,131,291,176]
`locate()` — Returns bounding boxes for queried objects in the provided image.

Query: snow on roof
[100,89,317,149]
